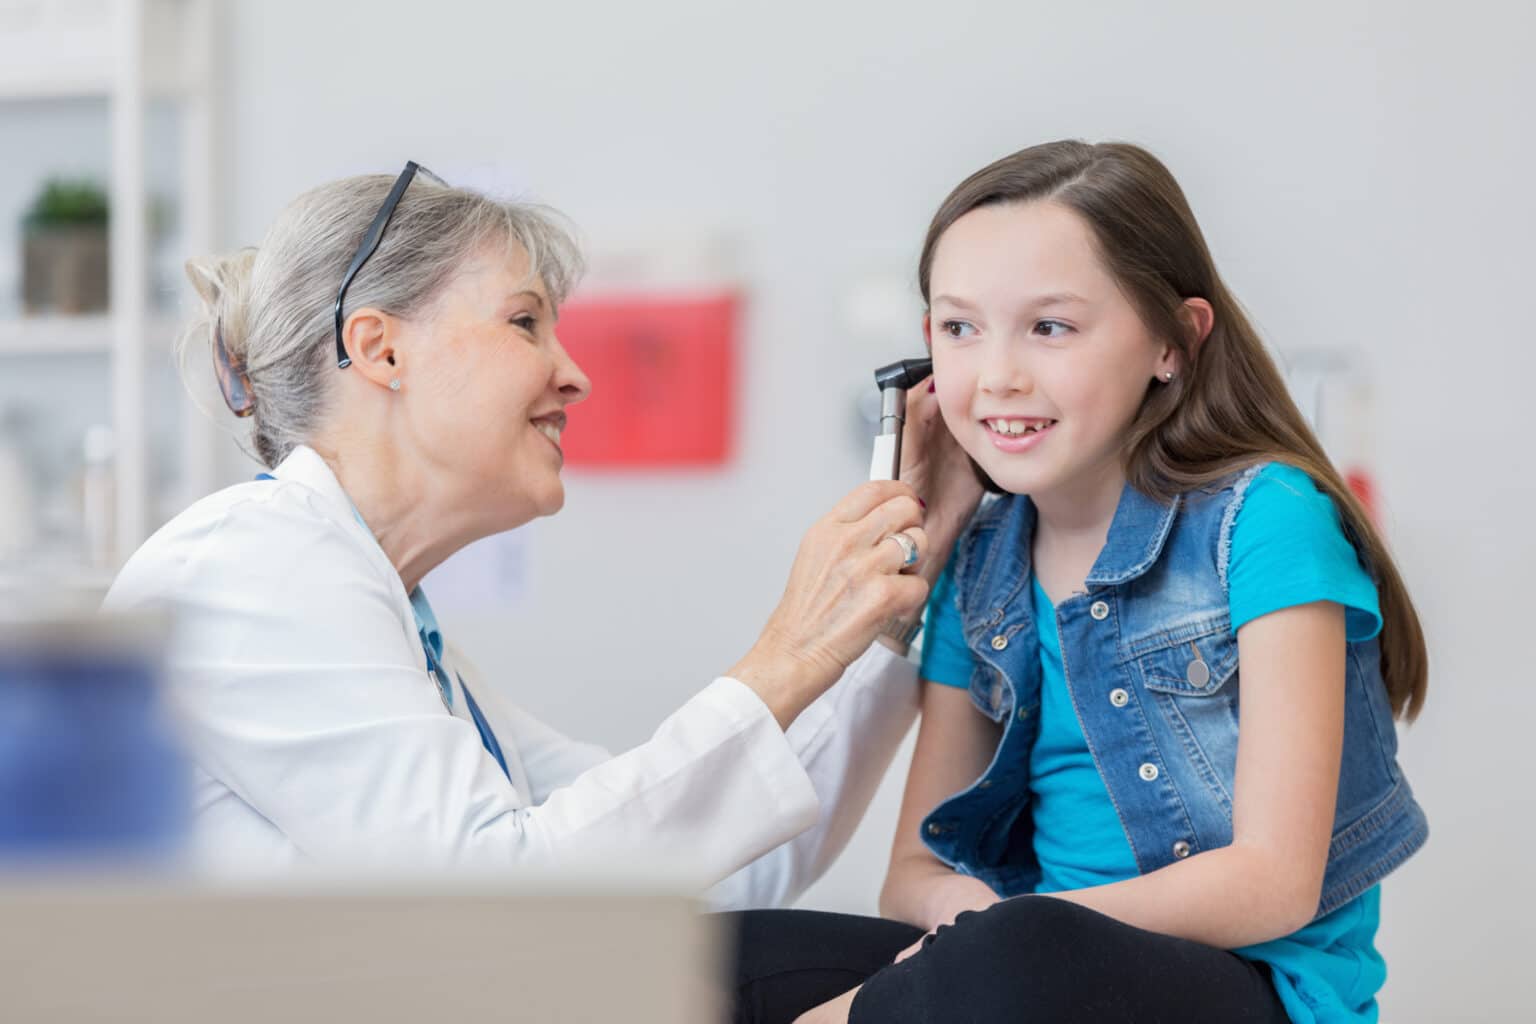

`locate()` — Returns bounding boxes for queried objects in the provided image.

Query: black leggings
[726,897,1291,1023]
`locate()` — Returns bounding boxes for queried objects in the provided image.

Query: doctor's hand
[728,480,930,731]
[897,377,983,584]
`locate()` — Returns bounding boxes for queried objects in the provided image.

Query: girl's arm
[1046,600,1347,947]
[879,681,1004,929]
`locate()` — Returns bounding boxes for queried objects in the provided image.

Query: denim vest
[920,466,1428,917]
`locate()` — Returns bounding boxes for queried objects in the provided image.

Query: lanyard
[255,472,511,782]
[423,642,511,782]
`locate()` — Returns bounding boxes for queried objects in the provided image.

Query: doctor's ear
[339,307,403,393]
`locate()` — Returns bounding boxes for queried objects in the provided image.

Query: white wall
[214,1,1534,1018]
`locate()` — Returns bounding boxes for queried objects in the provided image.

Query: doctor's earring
[388,379,401,392]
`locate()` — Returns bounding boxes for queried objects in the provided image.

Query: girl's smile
[982,416,1058,453]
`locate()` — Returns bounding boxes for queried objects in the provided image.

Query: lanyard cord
[424,642,511,782]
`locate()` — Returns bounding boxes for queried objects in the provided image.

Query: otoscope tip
[874,357,934,391]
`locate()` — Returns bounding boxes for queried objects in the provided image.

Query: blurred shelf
[1,0,217,561]
[0,67,113,102]
[0,566,117,606]
[0,0,201,101]
[0,314,182,356]
[0,565,116,589]
[0,1,115,100]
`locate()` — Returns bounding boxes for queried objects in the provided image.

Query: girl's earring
[388,379,401,392]
[1162,371,1175,383]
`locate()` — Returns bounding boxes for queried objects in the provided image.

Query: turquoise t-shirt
[919,464,1386,1023]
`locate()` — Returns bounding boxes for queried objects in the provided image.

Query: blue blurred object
[0,609,189,863]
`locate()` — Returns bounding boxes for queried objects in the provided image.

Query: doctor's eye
[509,314,539,334]
[939,319,977,339]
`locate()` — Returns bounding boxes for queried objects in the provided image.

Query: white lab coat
[103,445,919,909]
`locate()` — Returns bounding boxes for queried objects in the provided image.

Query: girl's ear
[922,313,934,351]
[1179,297,1215,355]
[1158,298,1214,381]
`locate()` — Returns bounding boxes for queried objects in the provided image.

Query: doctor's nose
[550,333,592,405]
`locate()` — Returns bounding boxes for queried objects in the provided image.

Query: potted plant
[21,178,109,315]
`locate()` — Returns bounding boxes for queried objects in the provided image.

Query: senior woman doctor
[104,163,977,908]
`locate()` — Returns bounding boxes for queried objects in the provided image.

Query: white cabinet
[0,0,218,592]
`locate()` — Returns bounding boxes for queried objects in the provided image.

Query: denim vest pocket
[1129,616,1242,815]
[1126,613,1238,695]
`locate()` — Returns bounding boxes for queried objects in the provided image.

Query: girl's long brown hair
[919,140,1427,720]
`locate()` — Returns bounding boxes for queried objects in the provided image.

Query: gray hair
[179,172,584,467]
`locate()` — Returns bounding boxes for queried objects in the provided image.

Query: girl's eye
[940,319,976,339]
[1033,319,1072,339]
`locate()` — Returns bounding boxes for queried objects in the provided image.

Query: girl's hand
[897,377,983,583]
[894,934,926,964]
[894,873,1002,962]
[730,481,930,730]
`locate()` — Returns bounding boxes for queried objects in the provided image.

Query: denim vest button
[978,779,993,789]
[990,634,1008,651]
[1172,840,1192,859]
[926,822,945,837]
[1139,762,1159,781]
[1090,600,1110,621]
[1016,707,1030,722]
[1109,688,1129,707]
[1186,659,1211,687]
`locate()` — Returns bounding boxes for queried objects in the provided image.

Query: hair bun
[184,248,259,417]
[185,248,258,364]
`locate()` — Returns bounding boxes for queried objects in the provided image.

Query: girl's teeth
[987,418,1053,436]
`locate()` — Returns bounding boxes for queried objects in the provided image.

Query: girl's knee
[927,896,1116,994]
[850,899,1129,1022]
[948,894,1107,950]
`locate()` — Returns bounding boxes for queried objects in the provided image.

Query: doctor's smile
[531,411,566,457]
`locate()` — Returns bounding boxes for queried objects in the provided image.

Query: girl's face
[926,200,1177,501]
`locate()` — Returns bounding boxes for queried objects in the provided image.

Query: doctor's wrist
[727,642,830,732]
[877,616,923,656]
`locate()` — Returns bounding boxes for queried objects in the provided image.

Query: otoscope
[869,357,933,481]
